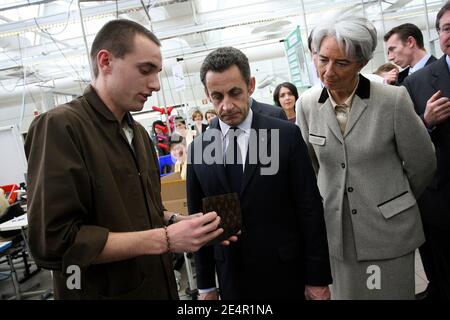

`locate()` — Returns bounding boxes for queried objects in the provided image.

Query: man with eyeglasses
[403,1,450,300]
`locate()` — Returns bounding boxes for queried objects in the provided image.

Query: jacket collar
[432,55,450,77]
[84,84,134,126]
[318,74,369,142]
[203,112,263,195]
[318,74,371,103]
[209,115,221,130]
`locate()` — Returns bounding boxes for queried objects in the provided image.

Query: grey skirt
[329,196,415,300]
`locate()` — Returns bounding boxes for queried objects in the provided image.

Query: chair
[0,203,52,299]
[0,202,24,238]
[158,155,176,177]
[0,241,26,299]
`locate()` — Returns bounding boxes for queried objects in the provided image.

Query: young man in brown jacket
[25,19,227,299]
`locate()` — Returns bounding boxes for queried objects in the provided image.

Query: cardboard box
[163,199,188,216]
[161,172,188,215]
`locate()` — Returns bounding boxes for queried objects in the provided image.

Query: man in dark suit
[403,2,450,300]
[250,97,287,120]
[24,19,224,299]
[384,23,437,85]
[187,46,332,300]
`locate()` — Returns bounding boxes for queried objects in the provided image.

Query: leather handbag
[202,192,242,245]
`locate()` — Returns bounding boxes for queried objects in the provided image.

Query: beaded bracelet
[163,226,171,253]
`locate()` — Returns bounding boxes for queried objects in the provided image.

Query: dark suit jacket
[403,55,450,229]
[397,55,437,85]
[207,99,288,129]
[251,98,287,120]
[187,112,331,299]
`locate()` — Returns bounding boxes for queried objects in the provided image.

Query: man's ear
[97,49,113,75]
[406,36,416,48]
[248,77,256,96]
[204,88,212,102]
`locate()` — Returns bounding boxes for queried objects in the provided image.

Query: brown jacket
[25,85,178,299]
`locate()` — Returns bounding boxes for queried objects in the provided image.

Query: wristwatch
[168,213,178,225]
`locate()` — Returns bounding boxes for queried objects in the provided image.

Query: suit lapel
[344,75,370,138]
[320,100,344,144]
[207,120,231,192]
[211,161,230,193]
[397,67,409,85]
[317,74,370,142]
[431,56,450,99]
[241,113,261,194]
[344,95,368,138]
[250,98,260,113]
[425,55,437,66]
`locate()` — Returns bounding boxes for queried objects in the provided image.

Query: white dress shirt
[218,108,253,171]
[409,53,431,75]
[197,108,253,295]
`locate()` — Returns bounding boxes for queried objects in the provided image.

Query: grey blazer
[297,75,436,261]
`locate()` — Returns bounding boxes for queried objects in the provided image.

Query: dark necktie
[225,127,243,194]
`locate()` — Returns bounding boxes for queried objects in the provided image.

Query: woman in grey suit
[297,16,436,299]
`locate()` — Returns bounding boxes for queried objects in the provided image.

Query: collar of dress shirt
[219,108,253,137]
[409,53,431,74]
[446,55,450,73]
[248,96,255,109]
[327,77,360,110]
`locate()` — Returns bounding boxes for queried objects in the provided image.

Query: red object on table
[0,184,19,204]
[155,124,168,134]
[152,106,165,114]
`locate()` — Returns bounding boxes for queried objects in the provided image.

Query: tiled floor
[0,253,197,300]
[0,250,428,299]
[0,261,53,300]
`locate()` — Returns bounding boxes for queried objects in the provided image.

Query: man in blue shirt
[384,23,437,85]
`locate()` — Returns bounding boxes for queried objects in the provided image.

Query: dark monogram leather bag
[202,192,242,245]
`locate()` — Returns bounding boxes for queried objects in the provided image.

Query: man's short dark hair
[436,1,450,31]
[90,19,161,78]
[273,82,299,108]
[200,47,251,87]
[383,23,424,49]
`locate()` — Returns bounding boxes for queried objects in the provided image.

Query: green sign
[284,26,311,89]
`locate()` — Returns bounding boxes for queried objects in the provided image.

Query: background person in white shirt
[384,23,437,85]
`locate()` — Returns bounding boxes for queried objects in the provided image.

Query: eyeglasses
[437,25,450,35]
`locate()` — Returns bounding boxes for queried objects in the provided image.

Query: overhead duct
[385,0,414,12]
[251,20,292,35]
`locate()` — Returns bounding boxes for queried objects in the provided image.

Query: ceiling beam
[0,13,74,49]
[0,0,189,35]
[0,0,57,13]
